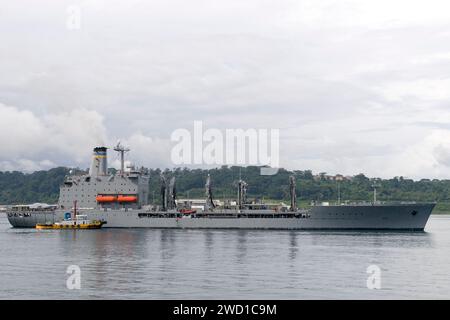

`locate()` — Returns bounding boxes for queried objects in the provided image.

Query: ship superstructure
[6,144,435,230]
[59,145,149,211]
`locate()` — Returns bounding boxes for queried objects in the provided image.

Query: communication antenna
[114,140,130,175]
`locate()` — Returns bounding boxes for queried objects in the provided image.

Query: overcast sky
[1,0,450,179]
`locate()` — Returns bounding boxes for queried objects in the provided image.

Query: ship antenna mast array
[114,141,130,175]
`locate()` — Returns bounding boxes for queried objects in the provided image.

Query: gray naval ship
[6,144,435,230]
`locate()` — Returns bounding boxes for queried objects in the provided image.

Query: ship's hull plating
[6,211,59,228]
[5,203,435,230]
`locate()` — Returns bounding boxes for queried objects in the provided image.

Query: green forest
[1,166,450,213]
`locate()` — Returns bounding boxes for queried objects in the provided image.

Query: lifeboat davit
[96,195,117,203]
[117,195,138,203]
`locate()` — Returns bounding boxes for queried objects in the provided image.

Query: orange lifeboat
[96,195,117,203]
[117,195,138,203]
[180,209,197,215]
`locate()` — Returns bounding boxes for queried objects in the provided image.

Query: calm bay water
[0,214,449,300]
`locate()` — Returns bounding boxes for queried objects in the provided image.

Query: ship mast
[205,174,215,211]
[160,174,168,211]
[114,141,130,175]
[168,177,177,210]
[237,179,248,210]
[73,200,77,220]
[371,182,381,204]
[289,176,297,212]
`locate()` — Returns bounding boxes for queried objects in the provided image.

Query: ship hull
[6,211,61,228]
[5,203,435,231]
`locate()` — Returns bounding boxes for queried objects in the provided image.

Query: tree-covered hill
[148,167,450,205]
[0,167,71,204]
[1,166,450,212]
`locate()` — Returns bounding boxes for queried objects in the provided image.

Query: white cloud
[377,78,450,103]
[284,0,450,29]
[0,103,107,171]
[1,1,450,179]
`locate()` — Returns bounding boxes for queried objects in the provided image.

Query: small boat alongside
[36,214,105,230]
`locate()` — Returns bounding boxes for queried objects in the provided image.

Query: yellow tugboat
[36,215,105,230]
[36,201,105,230]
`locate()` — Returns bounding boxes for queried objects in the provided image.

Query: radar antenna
[114,141,130,175]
